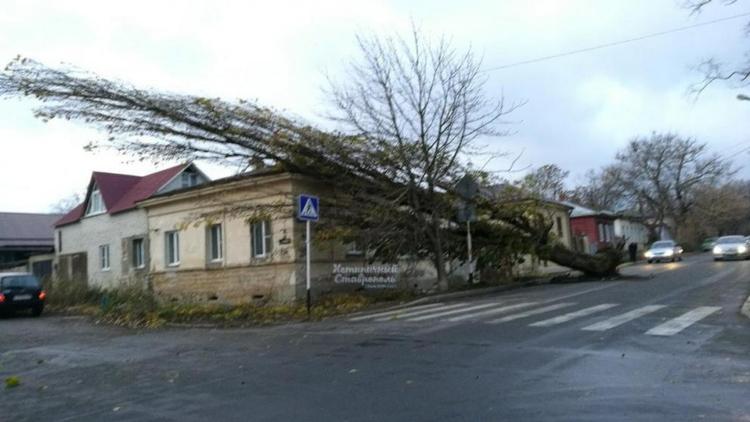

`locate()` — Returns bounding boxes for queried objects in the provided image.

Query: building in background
[614,214,650,252]
[54,163,209,288]
[0,212,61,279]
[563,202,617,255]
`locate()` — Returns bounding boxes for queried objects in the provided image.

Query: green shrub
[44,279,102,309]
[97,285,162,328]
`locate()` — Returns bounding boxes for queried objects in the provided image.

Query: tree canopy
[0,32,626,282]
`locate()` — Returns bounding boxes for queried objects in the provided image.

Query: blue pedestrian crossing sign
[298,194,319,222]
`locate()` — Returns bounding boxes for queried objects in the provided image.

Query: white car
[645,240,683,263]
[712,235,750,261]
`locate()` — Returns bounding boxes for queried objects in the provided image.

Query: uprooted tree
[0,31,625,283]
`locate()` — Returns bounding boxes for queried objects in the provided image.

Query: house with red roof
[55,163,209,287]
[560,201,618,254]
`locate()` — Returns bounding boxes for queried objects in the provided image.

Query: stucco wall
[146,176,297,271]
[143,173,442,303]
[56,210,149,288]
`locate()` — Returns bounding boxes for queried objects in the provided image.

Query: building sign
[332,264,399,289]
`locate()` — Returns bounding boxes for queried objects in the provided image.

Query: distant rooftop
[0,212,62,250]
[558,201,617,218]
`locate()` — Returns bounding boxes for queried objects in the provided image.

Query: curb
[742,294,750,320]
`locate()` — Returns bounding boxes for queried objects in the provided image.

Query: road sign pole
[298,193,319,318]
[306,219,311,317]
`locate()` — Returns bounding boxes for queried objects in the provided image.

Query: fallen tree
[0,55,623,280]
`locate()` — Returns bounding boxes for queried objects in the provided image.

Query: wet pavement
[2,253,749,421]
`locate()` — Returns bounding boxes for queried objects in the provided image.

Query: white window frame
[86,188,106,216]
[251,220,272,258]
[133,238,145,269]
[165,231,180,267]
[181,172,199,188]
[99,244,110,271]
[208,224,223,262]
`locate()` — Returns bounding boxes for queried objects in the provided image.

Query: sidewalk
[742,294,750,320]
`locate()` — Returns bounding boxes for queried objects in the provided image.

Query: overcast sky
[1,0,748,213]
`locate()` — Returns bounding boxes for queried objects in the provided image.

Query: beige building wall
[142,172,442,304]
[144,173,300,302]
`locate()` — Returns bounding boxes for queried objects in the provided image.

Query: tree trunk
[430,218,449,291]
[538,243,622,277]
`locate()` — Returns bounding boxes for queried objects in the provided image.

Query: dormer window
[181,171,199,188]
[86,187,106,216]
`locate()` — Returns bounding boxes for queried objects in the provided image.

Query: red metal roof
[54,163,188,227]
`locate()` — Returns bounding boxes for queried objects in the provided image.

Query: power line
[482,11,750,72]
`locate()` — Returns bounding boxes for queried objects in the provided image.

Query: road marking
[537,284,622,305]
[348,303,444,321]
[645,306,722,336]
[446,302,538,322]
[487,302,577,324]
[374,302,470,321]
[529,304,618,327]
[581,305,667,331]
[406,302,505,322]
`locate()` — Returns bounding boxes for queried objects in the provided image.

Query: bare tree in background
[612,133,732,240]
[568,167,627,211]
[682,181,750,245]
[49,193,83,214]
[327,28,519,288]
[516,164,569,200]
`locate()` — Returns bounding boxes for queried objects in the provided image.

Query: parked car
[644,240,683,263]
[701,237,718,252]
[712,235,750,261]
[0,272,45,316]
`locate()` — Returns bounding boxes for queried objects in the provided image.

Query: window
[165,231,180,266]
[555,217,564,238]
[86,188,106,215]
[208,224,223,262]
[0,275,41,289]
[57,230,62,253]
[181,172,199,188]
[132,238,145,269]
[251,220,272,258]
[99,244,110,271]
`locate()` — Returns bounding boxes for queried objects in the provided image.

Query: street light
[738,94,750,101]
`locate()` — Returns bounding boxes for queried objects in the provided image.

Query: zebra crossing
[348,299,723,337]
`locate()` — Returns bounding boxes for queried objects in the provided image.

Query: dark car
[0,272,45,316]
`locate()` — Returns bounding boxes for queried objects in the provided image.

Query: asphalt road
[2,253,749,421]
